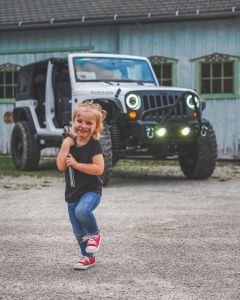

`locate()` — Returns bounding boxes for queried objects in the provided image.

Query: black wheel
[178,124,217,179]
[110,121,121,166]
[11,121,41,170]
[100,123,113,186]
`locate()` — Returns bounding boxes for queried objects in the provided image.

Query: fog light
[181,127,191,136]
[156,128,167,137]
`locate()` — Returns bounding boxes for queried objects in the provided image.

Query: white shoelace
[79,256,89,263]
[83,235,96,243]
[88,236,96,244]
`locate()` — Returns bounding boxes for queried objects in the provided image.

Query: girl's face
[73,109,98,140]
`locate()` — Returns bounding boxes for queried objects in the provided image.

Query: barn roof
[0,0,239,31]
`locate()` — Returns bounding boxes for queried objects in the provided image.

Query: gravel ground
[0,162,240,300]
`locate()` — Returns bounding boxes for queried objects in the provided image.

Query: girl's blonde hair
[72,100,106,140]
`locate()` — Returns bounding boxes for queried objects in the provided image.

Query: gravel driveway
[0,161,240,299]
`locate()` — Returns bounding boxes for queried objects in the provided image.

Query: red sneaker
[74,256,96,270]
[85,234,101,254]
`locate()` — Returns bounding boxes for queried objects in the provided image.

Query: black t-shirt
[64,139,103,203]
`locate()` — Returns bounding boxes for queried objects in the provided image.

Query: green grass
[1,155,240,178]
[0,156,178,178]
[115,158,178,167]
[0,156,62,178]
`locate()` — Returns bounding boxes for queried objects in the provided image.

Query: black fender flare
[12,107,37,133]
[83,98,123,122]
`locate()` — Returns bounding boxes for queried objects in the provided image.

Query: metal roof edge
[0,46,95,55]
[0,10,240,32]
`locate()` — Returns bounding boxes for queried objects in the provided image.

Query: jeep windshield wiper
[103,80,143,85]
[103,81,114,85]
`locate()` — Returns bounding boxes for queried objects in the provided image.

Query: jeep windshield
[73,57,156,84]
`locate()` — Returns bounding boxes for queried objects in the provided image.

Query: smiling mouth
[77,129,88,134]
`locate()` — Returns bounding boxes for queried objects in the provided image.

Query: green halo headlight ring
[126,94,141,110]
[186,95,200,109]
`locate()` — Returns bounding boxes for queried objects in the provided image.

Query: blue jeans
[68,192,101,257]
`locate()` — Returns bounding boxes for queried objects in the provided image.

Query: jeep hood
[72,82,194,98]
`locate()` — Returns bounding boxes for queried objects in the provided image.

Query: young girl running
[56,101,106,270]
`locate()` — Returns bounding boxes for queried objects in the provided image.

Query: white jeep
[11,53,217,185]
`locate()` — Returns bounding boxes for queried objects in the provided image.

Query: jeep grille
[141,92,188,121]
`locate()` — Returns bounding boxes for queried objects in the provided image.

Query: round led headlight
[126,94,141,110]
[186,95,200,109]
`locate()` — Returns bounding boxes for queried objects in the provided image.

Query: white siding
[0,104,14,154]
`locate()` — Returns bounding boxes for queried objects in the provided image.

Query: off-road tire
[100,123,113,186]
[178,125,217,179]
[110,121,121,166]
[11,121,41,170]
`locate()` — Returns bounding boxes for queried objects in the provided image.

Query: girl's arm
[66,153,104,176]
[56,137,75,171]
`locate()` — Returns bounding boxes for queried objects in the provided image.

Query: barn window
[201,61,234,94]
[149,56,177,86]
[191,53,239,99]
[0,63,20,100]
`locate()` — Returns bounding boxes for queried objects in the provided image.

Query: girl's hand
[65,154,78,169]
[62,137,75,148]
[56,138,75,172]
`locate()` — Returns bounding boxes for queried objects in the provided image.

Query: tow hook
[200,125,208,137]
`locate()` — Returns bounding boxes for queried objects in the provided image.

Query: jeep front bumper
[127,120,204,147]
